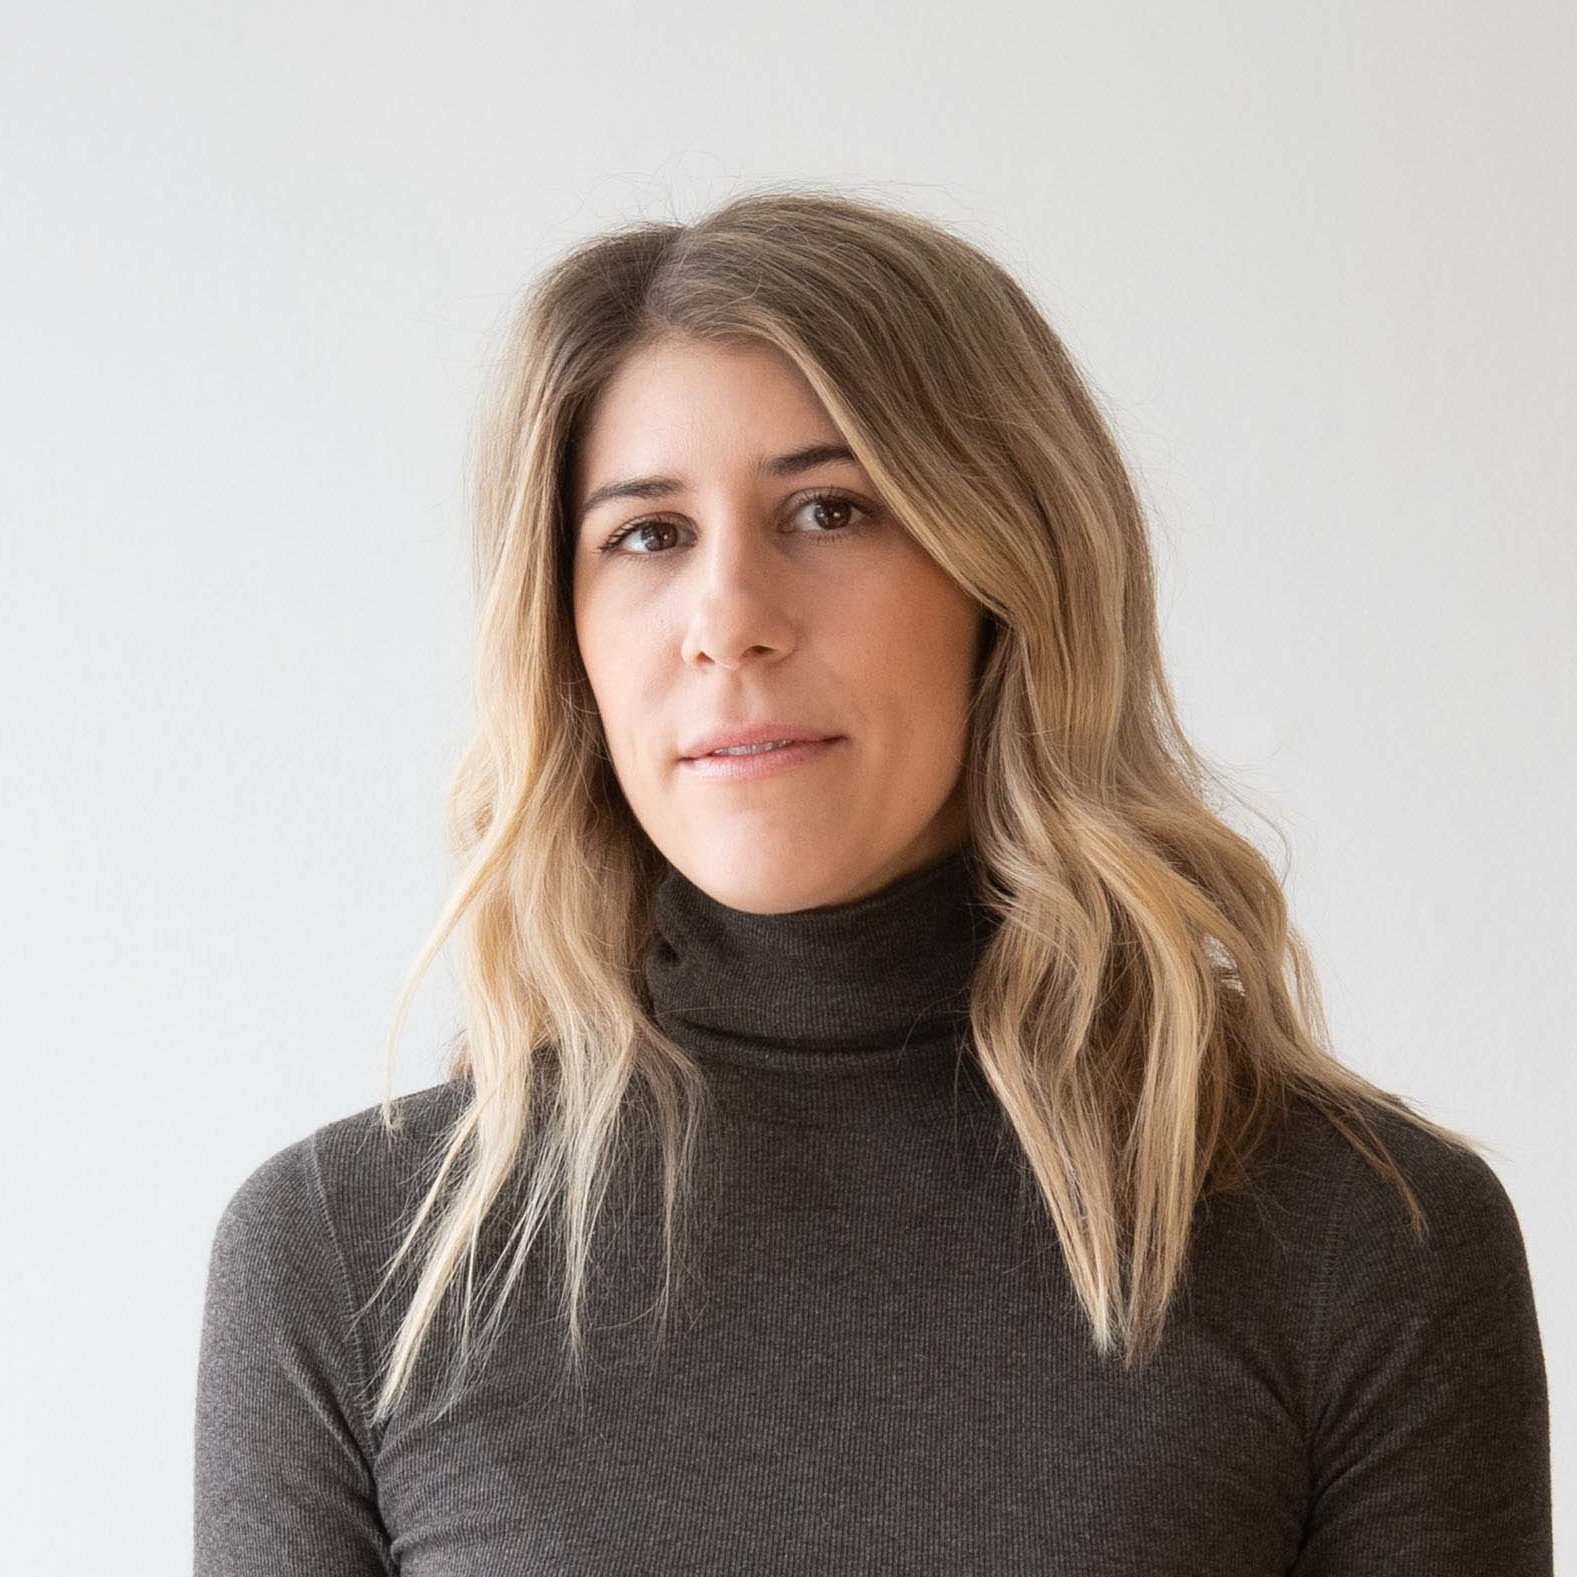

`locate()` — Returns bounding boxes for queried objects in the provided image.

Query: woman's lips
[678,736,844,782]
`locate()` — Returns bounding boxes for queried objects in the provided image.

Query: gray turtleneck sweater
[194,849,1552,1574]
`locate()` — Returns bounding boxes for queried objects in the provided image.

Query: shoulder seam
[304,1125,386,1472]
[1296,1127,1365,1441]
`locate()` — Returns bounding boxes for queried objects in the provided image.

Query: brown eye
[598,520,683,556]
[792,493,871,533]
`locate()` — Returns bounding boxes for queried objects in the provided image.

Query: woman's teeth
[710,739,797,756]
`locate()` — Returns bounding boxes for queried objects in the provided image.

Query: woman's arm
[194,1134,394,1576]
[1291,1129,1551,1574]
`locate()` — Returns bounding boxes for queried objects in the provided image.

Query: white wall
[4,0,1570,1567]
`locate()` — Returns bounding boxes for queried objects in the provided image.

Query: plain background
[3,1,1571,1568]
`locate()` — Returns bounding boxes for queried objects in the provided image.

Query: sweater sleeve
[194,1133,395,1576]
[1290,1130,1551,1574]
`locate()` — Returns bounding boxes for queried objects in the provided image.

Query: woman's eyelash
[596,489,877,556]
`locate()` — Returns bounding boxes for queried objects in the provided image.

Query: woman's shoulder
[1192,1088,1535,1337]
[1281,1092,1535,1334]
[1240,1098,1550,1558]
[308,1074,474,1198]
[1245,1088,1526,1245]
[211,1076,473,1266]
[1196,1088,1540,1401]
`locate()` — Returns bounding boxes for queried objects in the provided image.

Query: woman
[194,188,1551,1574]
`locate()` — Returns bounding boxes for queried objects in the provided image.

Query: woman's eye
[597,492,875,556]
[599,519,681,556]
[792,494,870,535]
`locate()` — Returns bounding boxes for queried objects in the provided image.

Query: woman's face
[570,334,984,912]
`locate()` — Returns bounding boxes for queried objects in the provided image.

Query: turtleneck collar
[641,844,996,1073]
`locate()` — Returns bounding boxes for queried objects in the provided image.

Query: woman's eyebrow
[575,443,858,528]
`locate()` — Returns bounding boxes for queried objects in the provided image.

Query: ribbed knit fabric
[194,846,1552,1574]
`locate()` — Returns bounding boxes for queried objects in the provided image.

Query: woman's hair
[357,183,1483,1427]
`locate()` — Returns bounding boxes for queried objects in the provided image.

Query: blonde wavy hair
[359,184,1481,1427]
